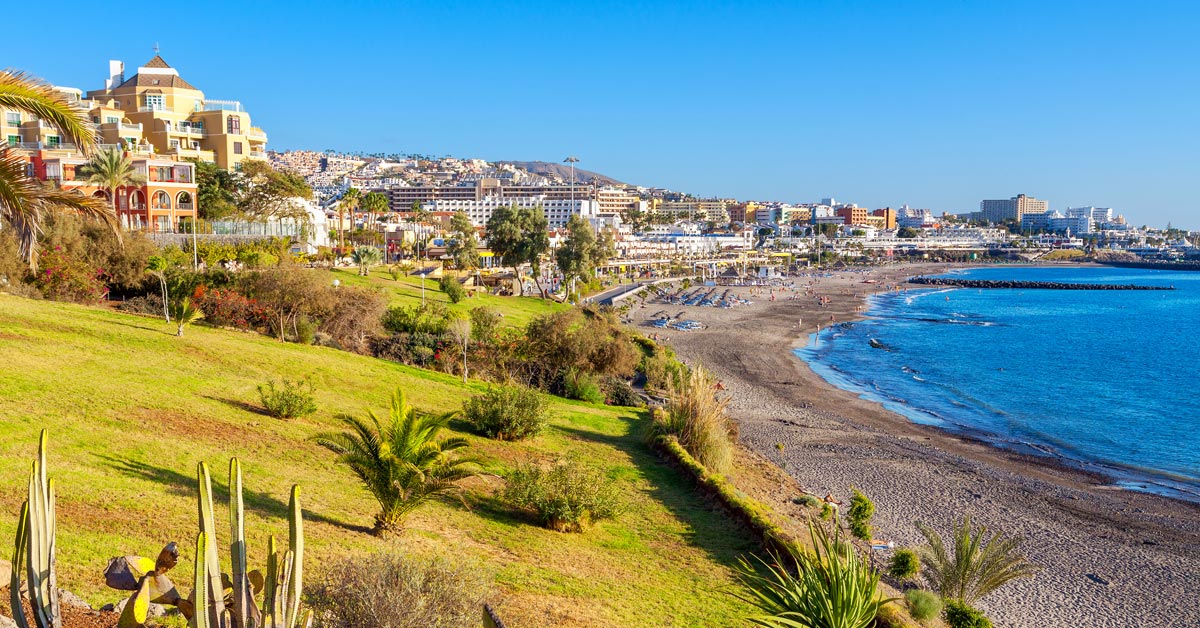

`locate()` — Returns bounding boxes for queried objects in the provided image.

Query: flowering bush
[34,246,108,304]
[191,284,266,330]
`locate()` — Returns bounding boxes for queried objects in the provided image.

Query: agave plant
[9,430,60,628]
[733,522,895,628]
[915,515,1040,606]
[311,387,478,534]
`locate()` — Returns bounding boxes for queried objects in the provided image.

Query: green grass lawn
[328,266,568,329]
[0,295,756,627]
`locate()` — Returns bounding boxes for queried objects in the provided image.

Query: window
[105,116,119,124]
[169,139,180,149]
[6,135,18,146]
[226,116,240,134]
[46,136,60,147]
[233,142,243,155]
[5,112,19,126]
[144,94,164,111]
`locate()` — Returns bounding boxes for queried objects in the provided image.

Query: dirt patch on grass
[128,407,259,448]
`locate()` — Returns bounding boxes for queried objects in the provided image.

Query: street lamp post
[563,156,579,299]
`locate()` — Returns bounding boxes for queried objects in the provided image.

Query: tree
[0,71,116,271]
[446,211,479,271]
[78,148,146,220]
[485,203,550,297]
[555,214,613,298]
[896,227,919,239]
[847,488,875,541]
[336,187,361,252]
[410,201,432,260]
[146,255,172,322]
[310,388,477,534]
[915,515,1040,605]
[170,297,204,337]
[361,191,389,231]
[447,318,471,383]
[191,159,237,220]
[351,245,382,276]
[235,160,312,222]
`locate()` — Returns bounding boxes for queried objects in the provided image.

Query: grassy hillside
[0,294,758,627]
[328,266,567,329]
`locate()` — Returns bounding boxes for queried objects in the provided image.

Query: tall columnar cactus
[196,462,228,628]
[191,532,211,628]
[10,430,62,628]
[261,486,309,628]
[228,459,262,628]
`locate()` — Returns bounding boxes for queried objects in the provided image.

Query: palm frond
[0,70,96,152]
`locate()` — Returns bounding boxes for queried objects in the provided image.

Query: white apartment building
[423,197,599,229]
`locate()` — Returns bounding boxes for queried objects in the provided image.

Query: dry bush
[654,365,733,474]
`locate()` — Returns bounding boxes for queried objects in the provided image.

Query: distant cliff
[499,161,628,187]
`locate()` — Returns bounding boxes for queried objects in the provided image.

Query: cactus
[192,532,211,628]
[9,430,62,628]
[260,486,305,628]
[196,462,228,628]
[106,543,189,627]
[229,459,254,628]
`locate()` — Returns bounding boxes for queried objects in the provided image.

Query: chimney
[104,60,125,90]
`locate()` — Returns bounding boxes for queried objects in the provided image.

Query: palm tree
[915,515,1040,605]
[350,245,382,276]
[0,70,115,271]
[310,388,477,535]
[337,187,361,252]
[169,297,204,337]
[78,147,145,220]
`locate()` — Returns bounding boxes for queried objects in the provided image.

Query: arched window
[176,191,193,210]
[152,191,171,210]
[128,190,146,210]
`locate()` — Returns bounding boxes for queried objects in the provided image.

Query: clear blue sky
[4,1,1198,228]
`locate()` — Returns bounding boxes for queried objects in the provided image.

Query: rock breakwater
[908,276,1174,290]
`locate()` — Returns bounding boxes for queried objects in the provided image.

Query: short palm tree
[0,70,115,271]
[169,296,204,337]
[916,515,1040,605]
[78,147,145,217]
[733,522,895,628]
[350,245,382,276]
[311,388,477,534]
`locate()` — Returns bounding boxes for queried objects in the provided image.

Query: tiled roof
[143,55,172,69]
[117,73,199,91]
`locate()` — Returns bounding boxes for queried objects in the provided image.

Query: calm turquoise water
[797,266,1200,500]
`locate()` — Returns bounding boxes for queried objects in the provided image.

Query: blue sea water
[796,266,1200,500]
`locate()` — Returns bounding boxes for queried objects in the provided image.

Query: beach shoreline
[633,262,1200,628]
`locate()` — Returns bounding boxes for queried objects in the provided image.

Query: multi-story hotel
[2,55,269,231]
[980,194,1048,223]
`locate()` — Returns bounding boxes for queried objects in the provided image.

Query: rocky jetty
[907,276,1174,290]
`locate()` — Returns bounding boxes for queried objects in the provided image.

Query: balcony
[138,106,167,113]
[249,151,266,159]
[178,202,195,211]
[247,127,267,140]
[174,124,204,136]
[202,100,243,112]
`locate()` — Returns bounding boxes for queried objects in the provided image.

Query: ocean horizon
[797,265,1200,501]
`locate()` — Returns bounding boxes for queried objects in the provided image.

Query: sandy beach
[631,263,1200,628]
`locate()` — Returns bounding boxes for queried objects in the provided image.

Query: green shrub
[295,315,317,345]
[503,458,623,532]
[792,495,820,508]
[563,368,605,404]
[888,548,920,581]
[257,379,317,419]
[905,589,942,623]
[820,502,834,520]
[438,275,466,303]
[463,385,548,440]
[601,376,642,407]
[652,366,732,474]
[307,553,492,628]
[847,488,875,540]
[733,523,894,628]
[943,599,992,628]
[382,303,452,335]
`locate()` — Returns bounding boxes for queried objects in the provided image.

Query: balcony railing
[247,127,267,139]
[138,106,166,113]
[249,151,265,158]
[202,100,243,112]
[178,202,195,211]
[174,125,204,136]
[120,123,143,132]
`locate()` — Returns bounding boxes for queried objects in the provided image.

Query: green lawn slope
[0,295,756,627]
[328,266,568,329]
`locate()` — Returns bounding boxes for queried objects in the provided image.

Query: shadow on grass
[98,454,373,535]
[106,318,176,336]
[201,394,272,417]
